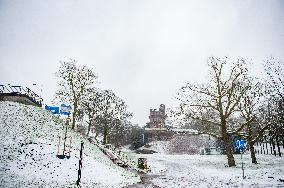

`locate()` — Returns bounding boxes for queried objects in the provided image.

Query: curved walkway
[126,154,284,188]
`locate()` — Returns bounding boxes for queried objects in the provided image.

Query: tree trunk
[270,140,273,155]
[276,135,282,157]
[221,120,236,167]
[87,113,92,136]
[87,122,91,136]
[72,102,77,130]
[255,142,258,154]
[271,139,277,156]
[72,113,76,130]
[248,138,257,164]
[94,132,99,141]
[103,126,108,145]
[266,142,269,155]
[247,123,257,163]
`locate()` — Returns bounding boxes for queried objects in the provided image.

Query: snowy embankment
[0,101,140,187]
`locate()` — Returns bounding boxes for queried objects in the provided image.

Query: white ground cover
[140,141,170,154]
[140,135,217,155]
[135,153,284,188]
[0,101,140,187]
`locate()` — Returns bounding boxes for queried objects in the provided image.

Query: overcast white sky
[0,0,283,125]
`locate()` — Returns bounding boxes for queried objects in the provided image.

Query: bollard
[138,158,147,170]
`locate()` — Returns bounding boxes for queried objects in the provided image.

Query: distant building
[146,104,166,129]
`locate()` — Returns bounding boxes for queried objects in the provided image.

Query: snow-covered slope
[0,101,140,187]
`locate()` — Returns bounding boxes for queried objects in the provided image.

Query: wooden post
[57,136,61,155]
[68,138,72,157]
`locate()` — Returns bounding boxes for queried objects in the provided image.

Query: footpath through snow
[0,101,140,188]
[128,152,284,188]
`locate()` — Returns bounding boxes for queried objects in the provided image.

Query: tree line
[54,59,143,148]
[53,57,283,165]
[175,57,283,167]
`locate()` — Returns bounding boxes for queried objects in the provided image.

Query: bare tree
[108,118,132,148]
[176,57,250,167]
[94,90,131,145]
[264,58,284,100]
[264,58,284,156]
[237,79,269,163]
[81,87,101,136]
[55,59,97,129]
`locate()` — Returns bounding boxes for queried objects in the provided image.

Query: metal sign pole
[241,149,245,179]
[77,141,84,186]
[62,125,68,155]
[236,139,246,179]
[62,118,69,156]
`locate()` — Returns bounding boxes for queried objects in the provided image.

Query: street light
[32,83,43,97]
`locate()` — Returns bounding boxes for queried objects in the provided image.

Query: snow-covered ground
[140,141,170,154]
[139,135,217,155]
[0,101,140,187]
[2,101,283,188]
[130,153,284,188]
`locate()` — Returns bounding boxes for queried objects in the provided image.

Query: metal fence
[254,142,283,156]
[0,84,43,106]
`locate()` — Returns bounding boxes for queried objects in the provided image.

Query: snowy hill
[0,101,140,187]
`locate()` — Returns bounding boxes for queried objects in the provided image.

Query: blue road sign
[235,139,247,151]
[60,104,72,115]
[45,105,60,114]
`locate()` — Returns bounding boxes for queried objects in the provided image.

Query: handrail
[0,84,43,106]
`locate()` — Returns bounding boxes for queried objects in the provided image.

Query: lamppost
[32,83,44,106]
[32,83,43,97]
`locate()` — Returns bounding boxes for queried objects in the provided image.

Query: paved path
[125,154,237,188]
[125,154,284,188]
[124,174,161,188]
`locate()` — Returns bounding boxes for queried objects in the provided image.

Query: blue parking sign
[236,139,246,151]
